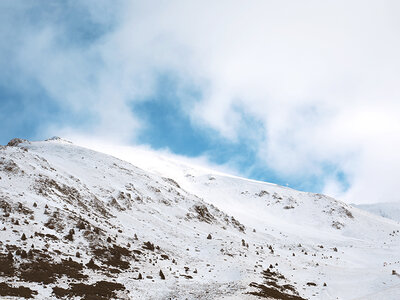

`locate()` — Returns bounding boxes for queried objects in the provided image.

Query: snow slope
[0,138,399,299]
[353,202,400,223]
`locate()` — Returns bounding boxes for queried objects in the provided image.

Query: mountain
[353,203,400,223]
[0,138,399,299]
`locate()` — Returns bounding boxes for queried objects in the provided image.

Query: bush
[143,241,155,251]
[159,270,165,280]
[65,230,74,241]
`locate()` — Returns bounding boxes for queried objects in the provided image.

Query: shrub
[159,270,165,280]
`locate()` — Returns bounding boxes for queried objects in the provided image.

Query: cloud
[2,1,400,203]
[65,134,241,181]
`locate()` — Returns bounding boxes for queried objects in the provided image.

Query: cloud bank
[2,1,400,203]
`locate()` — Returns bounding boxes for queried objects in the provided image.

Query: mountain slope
[353,202,400,223]
[0,138,399,299]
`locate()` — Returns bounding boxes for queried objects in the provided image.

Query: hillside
[353,203,400,223]
[0,138,399,299]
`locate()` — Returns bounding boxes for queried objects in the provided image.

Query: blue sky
[1,1,400,204]
[0,64,325,193]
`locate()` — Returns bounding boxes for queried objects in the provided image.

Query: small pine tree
[65,231,74,241]
[77,222,86,230]
[138,273,143,280]
[87,258,96,269]
[207,234,212,240]
[107,237,112,243]
[159,269,165,280]
[21,233,27,241]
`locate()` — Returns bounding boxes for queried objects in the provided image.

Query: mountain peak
[45,136,73,144]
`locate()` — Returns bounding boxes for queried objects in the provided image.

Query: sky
[1,1,400,204]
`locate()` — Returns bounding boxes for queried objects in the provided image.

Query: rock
[7,138,27,147]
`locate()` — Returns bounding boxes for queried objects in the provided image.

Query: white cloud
[4,1,400,203]
[65,134,240,180]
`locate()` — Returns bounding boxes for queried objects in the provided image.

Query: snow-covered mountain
[1,138,399,299]
[353,203,400,223]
